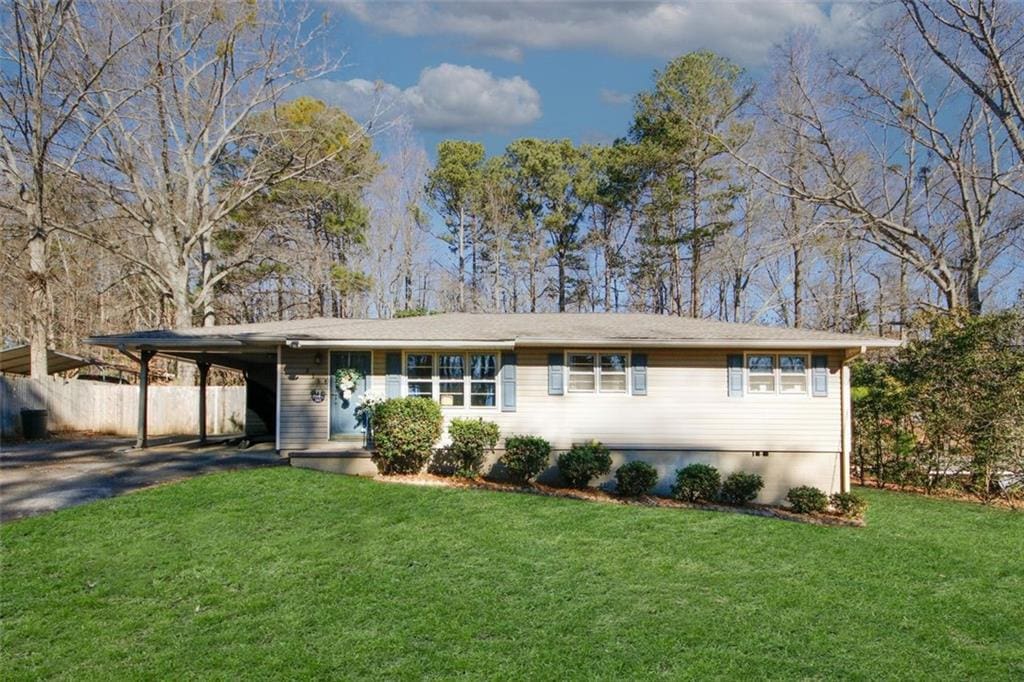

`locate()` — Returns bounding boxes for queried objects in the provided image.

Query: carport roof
[0,345,96,375]
[85,313,900,351]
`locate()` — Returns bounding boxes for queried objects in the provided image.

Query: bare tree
[366,124,433,318]
[900,0,1024,161]
[730,30,1021,316]
[60,2,351,381]
[0,0,164,376]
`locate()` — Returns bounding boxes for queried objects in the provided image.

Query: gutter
[285,339,516,350]
[88,336,900,353]
[514,339,901,350]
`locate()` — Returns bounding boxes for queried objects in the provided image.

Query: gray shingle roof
[86,313,899,350]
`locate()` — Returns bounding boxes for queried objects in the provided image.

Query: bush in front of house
[557,440,612,488]
[370,397,443,475]
[787,486,829,513]
[719,472,764,505]
[500,435,551,484]
[432,418,500,478]
[615,460,659,497]
[830,491,868,518]
[671,463,721,503]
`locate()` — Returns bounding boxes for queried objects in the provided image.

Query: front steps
[288,449,378,477]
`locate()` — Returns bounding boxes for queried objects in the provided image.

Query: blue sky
[297,1,867,156]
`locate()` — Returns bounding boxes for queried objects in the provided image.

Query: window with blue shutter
[631,353,647,395]
[727,354,743,397]
[385,352,402,398]
[501,352,517,411]
[548,353,564,395]
[812,355,829,397]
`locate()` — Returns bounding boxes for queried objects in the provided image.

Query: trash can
[20,409,48,440]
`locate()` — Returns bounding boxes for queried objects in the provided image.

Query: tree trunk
[470,215,479,310]
[557,255,566,312]
[690,169,701,318]
[965,229,983,315]
[457,206,466,312]
[793,243,803,328]
[690,240,701,318]
[27,200,48,379]
[171,266,196,385]
[732,269,743,322]
[200,234,216,327]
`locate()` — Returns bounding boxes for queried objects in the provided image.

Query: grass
[2,469,1022,680]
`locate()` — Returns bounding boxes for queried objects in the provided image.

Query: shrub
[370,398,443,475]
[500,435,551,484]
[719,472,764,505]
[787,486,829,514]
[432,418,500,477]
[830,492,868,517]
[557,440,612,488]
[615,461,659,497]
[671,463,721,503]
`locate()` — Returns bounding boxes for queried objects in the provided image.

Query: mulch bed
[375,473,866,527]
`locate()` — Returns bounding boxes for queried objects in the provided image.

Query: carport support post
[197,361,210,444]
[136,350,156,449]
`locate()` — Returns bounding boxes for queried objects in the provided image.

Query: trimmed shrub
[370,398,443,475]
[501,435,551,484]
[431,418,500,478]
[671,463,721,503]
[719,472,764,505]
[830,492,868,517]
[557,440,612,488]
[615,461,659,497]
[787,486,829,514]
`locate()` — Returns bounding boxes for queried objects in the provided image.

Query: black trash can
[20,409,48,440]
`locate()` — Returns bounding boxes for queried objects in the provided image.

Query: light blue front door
[330,351,371,439]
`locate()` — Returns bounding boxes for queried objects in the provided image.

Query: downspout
[840,345,866,493]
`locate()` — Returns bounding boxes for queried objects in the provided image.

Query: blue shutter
[631,353,647,395]
[812,355,829,397]
[727,354,743,397]
[548,353,564,395]
[501,352,517,412]
[385,352,402,398]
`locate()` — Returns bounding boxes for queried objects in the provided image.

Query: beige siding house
[88,313,898,504]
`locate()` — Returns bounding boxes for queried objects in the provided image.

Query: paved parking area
[1,435,283,522]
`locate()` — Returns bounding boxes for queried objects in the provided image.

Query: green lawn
[2,469,1022,680]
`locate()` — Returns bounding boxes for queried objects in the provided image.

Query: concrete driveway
[1,435,284,522]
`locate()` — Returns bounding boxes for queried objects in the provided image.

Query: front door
[329,351,372,439]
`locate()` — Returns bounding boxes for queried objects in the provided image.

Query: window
[746,353,809,395]
[747,354,776,394]
[779,355,808,394]
[567,351,629,393]
[470,353,497,407]
[568,353,596,392]
[599,353,628,392]
[438,354,465,406]
[403,352,499,408]
[406,354,433,398]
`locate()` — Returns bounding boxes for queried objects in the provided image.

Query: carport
[0,345,97,375]
[85,330,279,449]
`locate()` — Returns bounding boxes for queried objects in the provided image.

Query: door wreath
[334,368,364,401]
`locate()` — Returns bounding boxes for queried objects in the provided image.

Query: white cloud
[298,64,542,133]
[335,1,870,66]
[599,88,631,105]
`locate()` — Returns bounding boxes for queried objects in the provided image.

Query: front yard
[2,468,1022,679]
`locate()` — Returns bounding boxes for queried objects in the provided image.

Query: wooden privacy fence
[0,376,245,438]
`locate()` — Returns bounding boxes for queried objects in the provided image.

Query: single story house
[86,313,898,504]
